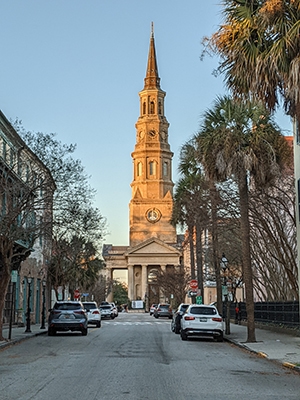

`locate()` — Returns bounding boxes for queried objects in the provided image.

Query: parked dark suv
[48,301,88,336]
[171,303,190,334]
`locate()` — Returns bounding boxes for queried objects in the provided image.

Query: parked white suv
[100,304,115,319]
[180,304,224,342]
[82,301,101,328]
[110,302,118,318]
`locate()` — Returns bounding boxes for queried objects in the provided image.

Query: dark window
[54,302,82,310]
[83,302,98,310]
[100,305,112,310]
[150,101,155,114]
[190,307,216,315]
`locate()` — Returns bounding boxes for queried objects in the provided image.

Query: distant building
[0,110,55,325]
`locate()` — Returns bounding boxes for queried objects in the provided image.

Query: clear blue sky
[0,1,292,247]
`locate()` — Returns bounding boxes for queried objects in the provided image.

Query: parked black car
[48,301,88,336]
[171,303,190,334]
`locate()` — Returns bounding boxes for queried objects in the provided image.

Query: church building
[103,25,182,308]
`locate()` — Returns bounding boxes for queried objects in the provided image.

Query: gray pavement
[0,323,48,350]
[1,319,300,373]
[224,323,300,372]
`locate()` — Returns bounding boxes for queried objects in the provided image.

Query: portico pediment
[125,237,181,257]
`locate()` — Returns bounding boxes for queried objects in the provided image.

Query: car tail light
[157,308,161,312]
[52,310,60,315]
[92,310,100,315]
[184,316,195,321]
[212,317,222,322]
[74,310,85,315]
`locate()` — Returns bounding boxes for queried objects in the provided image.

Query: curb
[282,362,300,372]
[0,330,47,351]
[225,337,300,374]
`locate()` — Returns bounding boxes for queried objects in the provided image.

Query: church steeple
[129,24,176,247]
[144,22,161,90]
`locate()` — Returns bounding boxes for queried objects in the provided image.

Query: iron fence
[227,301,299,328]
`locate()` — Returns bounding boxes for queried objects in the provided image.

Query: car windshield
[100,305,111,310]
[190,307,217,315]
[84,303,98,310]
[159,305,170,309]
[180,304,189,312]
[54,303,82,311]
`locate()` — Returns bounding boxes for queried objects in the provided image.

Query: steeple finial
[144,23,160,90]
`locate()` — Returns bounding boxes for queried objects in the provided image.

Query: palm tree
[194,95,291,342]
[203,0,300,322]
[172,141,210,302]
[204,0,300,116]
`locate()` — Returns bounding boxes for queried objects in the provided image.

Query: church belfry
[129,23,176,247]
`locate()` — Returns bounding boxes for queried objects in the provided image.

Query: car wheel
[82,328,88,336]
[180,331,188,341]
[96,321,101,328]
[48,328,54,336]
[154,314,159,319]
[215,334,223,342]
[111,315,115,319]
[174,326,181,334]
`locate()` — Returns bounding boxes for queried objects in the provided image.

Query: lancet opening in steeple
[144,22,161,90]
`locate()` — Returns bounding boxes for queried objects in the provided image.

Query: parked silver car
[48,301,88,336]
[100,304,115,319]
[153,303,173,319]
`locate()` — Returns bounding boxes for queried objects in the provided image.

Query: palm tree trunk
[195,222,204,302]
[238,175,256,342]
[188,225,196,304]
[210,181,222,314]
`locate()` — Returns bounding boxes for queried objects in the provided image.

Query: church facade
[103,26,182,308]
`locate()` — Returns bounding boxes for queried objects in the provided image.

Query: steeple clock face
[148,130,156,138]
[146,208,161,223]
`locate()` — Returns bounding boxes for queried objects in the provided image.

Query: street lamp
[25,274,32,333]
[220,254,230,335]
[40,279,46,329]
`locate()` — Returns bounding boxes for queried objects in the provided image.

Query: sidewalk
[0,323,48,350]
[224,322,300,372]
[1,320,300,373]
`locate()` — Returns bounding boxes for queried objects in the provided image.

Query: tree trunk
[188,226,196,304]
[189,227,196,280]
[210,181,222,314]
[0,251,13,341]
[238,175,256,342]
[195,222,204,303]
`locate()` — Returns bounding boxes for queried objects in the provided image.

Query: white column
[141,265,148,301]
[161,265,166,273]
[106,268,114,302]
[128,265,134,301]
